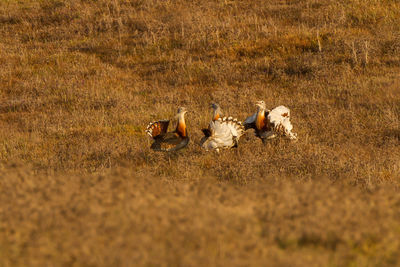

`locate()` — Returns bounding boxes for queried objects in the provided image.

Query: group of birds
[145,100,297,152]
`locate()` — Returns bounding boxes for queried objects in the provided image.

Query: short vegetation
[0,0,399,266]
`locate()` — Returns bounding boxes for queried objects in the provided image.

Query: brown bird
[244,100,297,144]
[146,107,189,151]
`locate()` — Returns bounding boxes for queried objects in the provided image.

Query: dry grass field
[0,0,399,265]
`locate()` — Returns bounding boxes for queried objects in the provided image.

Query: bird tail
[220,117,245,138]
[145,120,169,138]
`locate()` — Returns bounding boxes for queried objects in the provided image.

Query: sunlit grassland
[0,0,399,265]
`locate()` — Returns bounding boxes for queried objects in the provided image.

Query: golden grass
[0,0,400,265]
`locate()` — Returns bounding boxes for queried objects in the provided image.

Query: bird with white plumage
[244,100,297,143]
[201,103,245,152]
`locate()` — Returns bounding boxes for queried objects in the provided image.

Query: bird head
[176,107,188,120]
[255,100,266,110]
[210,103,220,110]
[177,107,187,115]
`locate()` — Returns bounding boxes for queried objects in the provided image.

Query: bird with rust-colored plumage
[146,107,189,152]
[244,100,297,143]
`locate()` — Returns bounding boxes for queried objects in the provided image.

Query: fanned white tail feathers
[202,117,245,151]
[268,106,297,140]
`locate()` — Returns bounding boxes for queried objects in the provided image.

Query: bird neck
[176,114,187,137]
[256,108,265,130]
[212,109,221,121]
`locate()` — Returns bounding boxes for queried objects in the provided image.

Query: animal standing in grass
[201,103,245,152]
[146,107,189,151]
[244,100,297,143]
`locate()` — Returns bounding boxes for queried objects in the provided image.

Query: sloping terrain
[0,0,399,265]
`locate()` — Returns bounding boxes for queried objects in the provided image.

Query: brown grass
[0,0,399,265]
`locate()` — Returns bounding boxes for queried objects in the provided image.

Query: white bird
[244,100,297,143]
[201,104,245,152]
